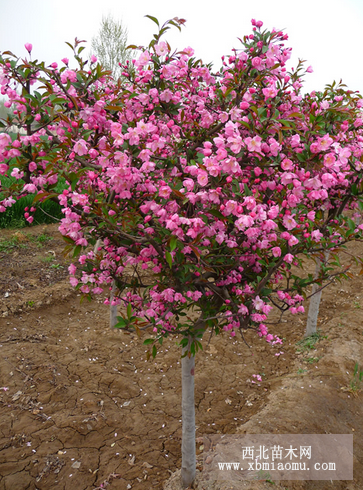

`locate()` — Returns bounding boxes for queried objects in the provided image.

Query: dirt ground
[0,224,362,490]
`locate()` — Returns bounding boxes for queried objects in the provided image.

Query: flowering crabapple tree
[2,16,363,487]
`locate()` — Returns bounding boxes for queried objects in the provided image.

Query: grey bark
[181,338,196,488]
[109,281,118,328]
[94,239,117,328]
[305,252,329,337]
[305,280,323,337]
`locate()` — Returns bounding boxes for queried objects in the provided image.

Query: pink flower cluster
[1,18,363,349]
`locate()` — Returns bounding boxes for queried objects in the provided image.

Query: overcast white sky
[1,0,363,95]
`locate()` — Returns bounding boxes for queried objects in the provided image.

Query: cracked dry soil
[0,224,362,490]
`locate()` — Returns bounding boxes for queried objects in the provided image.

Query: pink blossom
[23,183,37,193]
[0,133,11,149]
[73,140,88,156]
[238,304,249,315]
[339,147,351,164]
[11,167,24,180]
[61,69,77,83]
[271,247,281,257]
[155,42,169,57]
[197,171,208,187]
[159,186,172,198]
[227,135,243,154]
[24,43,32,53]
[290,134,300,148]
[317,134,333,151]
[268,206,279,219]
[262,86,278,99]
[0,164,9,175]
[311,230,323,242]
[68,264,77,275]
[251,57,264,71]
[245,135,262,153]
[253,296,264,310]
[281,158,293,171]
[182,46,194,57]
[135,51,151,69]
[288,235,299,246]
[283,214,297,230]
[220,112,229,123]
[235,215,254,231]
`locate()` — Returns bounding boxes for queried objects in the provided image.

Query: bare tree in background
[91,14,133,79]
[0,99,11,122]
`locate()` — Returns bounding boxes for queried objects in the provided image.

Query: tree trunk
[305,280,322,337]
[109,282,118,328]
[181,337,196,488]
[305,252,329,337]
[94,239,117,328]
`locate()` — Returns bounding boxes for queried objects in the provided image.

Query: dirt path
[0,225,362,490]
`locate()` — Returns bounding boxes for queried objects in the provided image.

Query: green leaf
[278,119,294,127]
[32,192,52,203]
[165,251,172,268]
[115,317,127,329]
[170,235,177,252]
[62,235,75,245]
[244,183,252,196]
[73,245,82,258]
[348,218,356,231]
[145,15,159,27]
[239,120,250,129]
[143,338,154,345]
[127,302,132,320]
[152,345,157,358]
[209,209,225,220]
[257,107,267,120]
[179,338,189,348]
[197,152,205,164]
[71,178,78,192]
